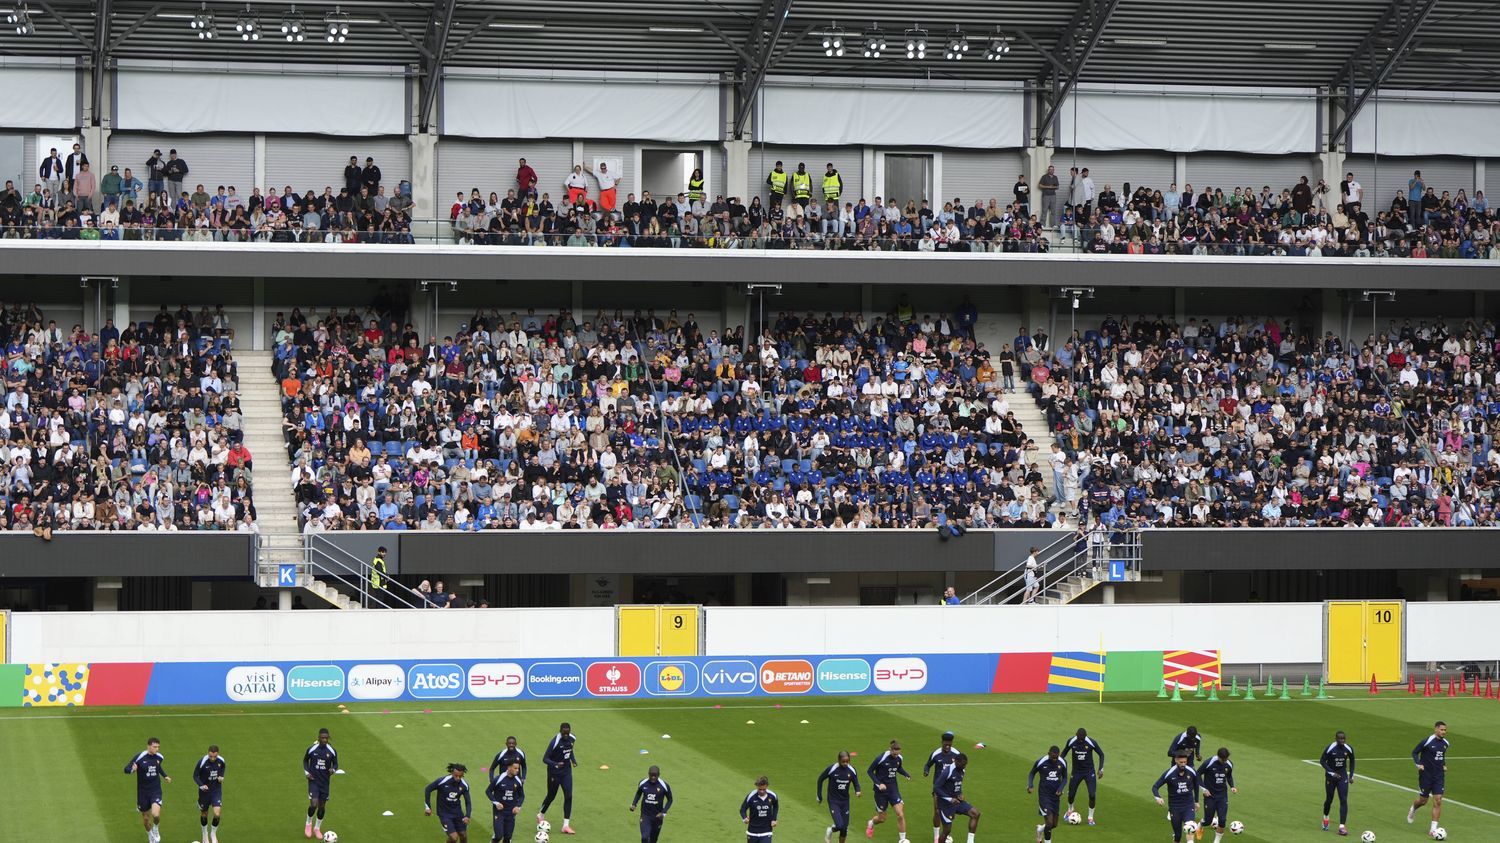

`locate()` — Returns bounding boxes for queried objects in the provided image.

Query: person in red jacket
[517,158,538,199]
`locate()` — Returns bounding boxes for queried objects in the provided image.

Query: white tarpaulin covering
[761,77,1024,148]
[442,70,719,142]
[1057,84,1318,154]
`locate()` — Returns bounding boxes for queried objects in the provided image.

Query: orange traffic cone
[1473,676,1483,697]
[1459,674,1467,694]
[1487,677,1495,699]
[1447,676,1457,697]
[1408,674,1417,694]
[1369,674,1379,695]
[1423,676,1433,697]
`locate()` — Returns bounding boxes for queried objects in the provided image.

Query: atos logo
[467,663,525,699]
[407,663,465,699]
[526,662,584,698]
[585,662,641,696]
[700,659,757,695]
[643,661,700,696]
[759,659,815,694]
[873,657,928,692]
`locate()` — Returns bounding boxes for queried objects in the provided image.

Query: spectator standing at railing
[1340,171,1362,212]
[821,163,843,206]
[100,165,122,208]
[73,162,97,212]
[565,165,589,206]
[1013,173,1031,218]
[593,161,620,214]
[517,157,538,199]
[1039,165,1060,227]
[361,157,382,194]
[64,141,88,183]
[145,149,166,196]
[163,150,189,200]
[39,147,64,195]
[791,162,812,210]
[344,156,362,195]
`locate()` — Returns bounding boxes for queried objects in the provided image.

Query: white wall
[1408,603,1500,661]
[9,608,616,663]
[0,59,77,130]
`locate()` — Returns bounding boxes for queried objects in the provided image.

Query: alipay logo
[407,663,465,699]
[700,659,757,695]
[816,658,872,693]
[287,665,346,701]
[348,664,407,700]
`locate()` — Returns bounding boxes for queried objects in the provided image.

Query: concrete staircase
[236,349,358,609]
[973,323,1064,514]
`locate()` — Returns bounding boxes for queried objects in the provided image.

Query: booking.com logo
[526,662,584,698]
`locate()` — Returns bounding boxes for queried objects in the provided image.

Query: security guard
[822,163,843,203]
[687,168,706,204]
[791,162,813,209]
[367,545,389,608]
[766,160,788,208]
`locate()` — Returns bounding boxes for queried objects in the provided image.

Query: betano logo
[700,660,757,695]
[407,663,465,699]
[873,657,928,692]
[467,662,525,699]
[759,659,815,694]
[816,658,872,693]
[287,665,346,701]
[643,661,700,696]
[225,666,284,702]
[348,664,406,700]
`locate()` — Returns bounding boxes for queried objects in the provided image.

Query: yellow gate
[617,605,701,657]
[1325,600,1404,684]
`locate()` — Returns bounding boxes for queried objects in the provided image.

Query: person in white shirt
[593,162,620,214]
[565,165,590,206]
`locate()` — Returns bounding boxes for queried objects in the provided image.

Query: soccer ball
[1182,820,1199,835]
[1432,829,1447,841]
[1229,820,1245,834]
[537,820,552,832]
[1064,811,1082,825]
[322,833,338,843]
[534,832,549,843]
[1360,832,1377,843]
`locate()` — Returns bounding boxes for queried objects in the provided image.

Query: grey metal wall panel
[1185,154,1318,194]
[746,145,863,207]
[108,132,254,195]
[940,150,1025,207]
[264,136,410,196]
[436,139,574,208]
[1053,150,1176,196]
[1343,156,1478,213]
[0,534,253,576]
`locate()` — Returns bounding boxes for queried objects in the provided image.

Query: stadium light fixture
[6,4,34,35]
[189,2,217,39]
[903,26,927,60]
[984,32,1011,61]
[324,6,350,43]
[489,22,546,30]
[862,23,886,58]
[648,25,704,33]
[281,5,304,41]
[821,22,845,57]
[235,6,260,41]
[943,26,969,61]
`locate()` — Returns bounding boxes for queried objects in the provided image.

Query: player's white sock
[966,834,975,843]
[1430,820,1438,832]
[899,834,907,842]
[1407,807,1416,823]
[1088,808,1095,820]
[933,827,941,842]
[562,818,571,830]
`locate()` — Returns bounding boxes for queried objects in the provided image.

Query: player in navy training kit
[537,722,578,834]
[1063,727,1105,825]
[923,731,959,843]
[817,750,863,843]
[865,740,912,840]
[125,736,171,843]
[425,763,474,843]
[1408,721,1449,837]
[1168,726,1203,763]
[303,727,338,839]
[933,752,981,843]
[630,764,673,843]
[1152,753,1201,843]
[1196,748,1236,843]
[485,760,525,843]
[491,736,527,784]
[1026,746,1067,843]
[1320,731,1356,835]
[741,776,779,843]
[193,745,227,843]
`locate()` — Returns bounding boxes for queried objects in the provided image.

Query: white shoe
[1407,808,1416,824]
[826,827,833,843]
[211,830,219,843]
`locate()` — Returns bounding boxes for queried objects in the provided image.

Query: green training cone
[1207,682,1220,702]
[1193,680,1205,699]
[1316,677,1329,699]
[1157,682,1169,699]
[1279,677,1293,700]
[1301,675,1312,696]
[1170,683,1183,702]
[1229,676,1241,697]
[1243,681,1256,701]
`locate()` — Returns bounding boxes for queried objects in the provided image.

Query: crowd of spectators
[1,147,415,243]
[274,299,1059,531]
[1035,311,1500,527]
[2,303,256,533]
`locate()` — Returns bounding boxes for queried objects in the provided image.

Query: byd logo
[407,663,465,699]
[585,662,641,696]
[700,659,757,695]
[467,663,525,699]
[759,659,815,694]
[873,657,928,692]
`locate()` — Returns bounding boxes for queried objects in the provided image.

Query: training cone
[1448,676,1457,697]
[1193,680,1205,699]
[1487,677,1495,699]
[1473,676,1483,697]
[1243,681,1256,701]
[1301,675,1312,697]
[1229,676,1240,698]
[1459,674,1467,694]
[1157,682,1170,699]
[1408,674,1417,694]
[1170,683,1183,702]
[1423,676,1433,697]
[1280,677,1293,700]
[1207,683,1220,702]
[1315,677,1329,699]
[1369,674,1379,695]
[1267,677,1276,698]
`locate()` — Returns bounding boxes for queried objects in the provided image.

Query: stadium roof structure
[4,0,1499,134]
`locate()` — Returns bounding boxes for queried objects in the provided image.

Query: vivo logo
[701,659,757,695]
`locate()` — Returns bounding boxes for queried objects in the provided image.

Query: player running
[865,740,912,840]
[1152,752,1201,843]
[425,763,474,843]
[741,776,779,842]
[303,727,339,839]
[1196,748,1236,843]
[933,752,980,843]
[1168,726,1203,763]
[125,736,171,843]
[1063,727,1104,826]
[491,736,527,783]
[537,722,579,835]
[817,750,863,843]
[1320,730,1356,835]
[1026,746,1067,843]
[1407,721,1449,838]
[923,731,959,843]
[485,760,525,843]
[630,764,673,843]
[193,745,227,843]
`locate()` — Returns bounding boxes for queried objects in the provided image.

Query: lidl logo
[644,661,700,696]
[759,659,815,694]
[287,665,346,701]
[816,658,872,693]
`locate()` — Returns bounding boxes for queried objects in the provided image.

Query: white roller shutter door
[264,136,409,196]
[1344,156,1477,213]
[435,140,574,206]
[1185,154,1317,194]
[108,133,253,194]
[940,150,1025,207]
[1053,150,1175,196]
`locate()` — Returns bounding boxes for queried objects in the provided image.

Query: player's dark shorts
[492,808,517,840]
[136,791,163,813]
[939,799,974,824]
[198,789,222,811]
[1202,794,1228,827]
[1168,805,1197,838]
[827,798,851,830]
[1068,771,1097,800]
[874,783,903,811]
[1037,793,1061,818]
[308,779,331,801]
[438,812,466,834]
[639,812,664,840]
[1418,771,1445,797]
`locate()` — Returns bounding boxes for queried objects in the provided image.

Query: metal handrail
[306,533,426,609]
[960,529,1080,605]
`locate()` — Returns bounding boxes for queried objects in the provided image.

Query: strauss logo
[606,666,622,684]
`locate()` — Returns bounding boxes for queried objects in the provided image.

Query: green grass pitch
[2,691,1496,841]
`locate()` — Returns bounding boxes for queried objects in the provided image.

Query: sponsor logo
[288,665,346,701]
[585,662,642,696]
[467,663,526,699]
[643,661,700,696]
[759,659,815,694]
[873,657,928,692]
[348,664,406,700]
[526,662,584,698]
[816,658,872,693]
[225,666,284,702]
[407,663,465,699]
[701,659,758,696]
